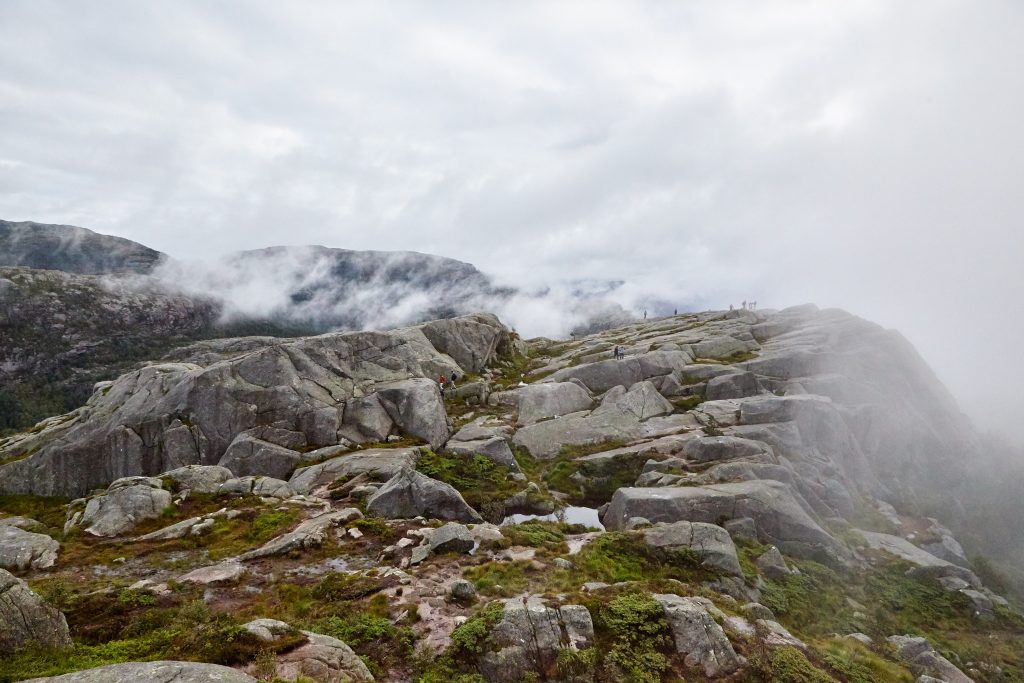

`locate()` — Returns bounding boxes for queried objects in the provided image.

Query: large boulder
[21,662,256,682]
[445,437,520,473]
[0,525,60,571]
[289,448,420,494]
[654,594,744,678]
[241,618,374,683]
[0,568,71,654]
[418,313,510,373]
[604,480,847,566]
[547,349,691,393]
[859,531,980,587]
[514,382,595,425]
[217,433,302,480]
[642,522,743,577]
[374,379,450,449]
[365,469,482,523]
[74,477,173,537]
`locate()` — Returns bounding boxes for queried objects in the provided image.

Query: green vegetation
[812,639,914,683]
[750,646,837,683]
[0,494,70,531]
[593,592,672,682]
[672,395,705,411]
[417,601,505,682]
[415,449,527,521]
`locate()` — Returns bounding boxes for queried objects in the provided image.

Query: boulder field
[0,304,1019,683]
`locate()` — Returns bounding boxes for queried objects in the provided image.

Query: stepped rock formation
[0,313,515,497]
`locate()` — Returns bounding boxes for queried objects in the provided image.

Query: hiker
[643,310,647,320]
[449,372,458,390]
[729,304,734,311]
[742,300,747,310]
[438,373,446,398]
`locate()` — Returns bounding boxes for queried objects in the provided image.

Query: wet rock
[0,525,60,571]
[0,568,71,654]
[366,469,482,523]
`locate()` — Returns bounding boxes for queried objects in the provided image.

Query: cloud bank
[1,1,1022,436]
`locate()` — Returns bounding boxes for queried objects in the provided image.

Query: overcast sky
[1,1,1022,437]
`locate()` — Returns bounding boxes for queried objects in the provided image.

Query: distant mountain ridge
[0,220,164,275]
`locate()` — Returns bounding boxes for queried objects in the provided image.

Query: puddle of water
[502,506,605,531]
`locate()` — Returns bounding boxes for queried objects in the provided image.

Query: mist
[1,1,1022,438]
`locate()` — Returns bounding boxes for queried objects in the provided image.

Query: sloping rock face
[604,480,848,566]
[0,314,514,497]
[0,568,72,654]
[20,661,257,682]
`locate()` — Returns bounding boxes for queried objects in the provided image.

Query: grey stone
[218,433,302,480]
[236,509,362,561]
[888,635,974,683]
[723,517,757,542]
[274,631,375,682]
[21,662,256,682]
[178,561,248,585]
[514,382,594,425]
[76,478,173,537]
[860,531,980,587]
[242,618,294,643]
[375,378,450,449]
[0,525,60,571]
[642,522,743,577]
[755,546,793,580]
[654,593,744,677]
[741,602,775,621]
[706,371,760,400]
[289,448,420,494]
[424,522,475,554]
[218,476,295,499]
[449,579,477,602]
[604,480,847,567]
[0,568,71,654]
[419,314,509,373]
[163,465,233,494]
[682,436,771,463]
[756,619,805,649]
[559,604,595,649]
[445,437,520,472]
[366,469,482,523]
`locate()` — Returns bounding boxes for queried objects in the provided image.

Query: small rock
[449,579,477,603]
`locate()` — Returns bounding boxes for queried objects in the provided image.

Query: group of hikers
[730,300,757,311]
[438,371,459,398]
[613,345,626,360]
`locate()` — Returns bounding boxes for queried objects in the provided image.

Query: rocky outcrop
[642,522,743,577]
[236,508,363,561]
[69,476,173,537]
[20,662,257,682]
[0,314,512,497]
[0,568,71,654]
[478,597,594,683]
[604,480,847,566]
[859,532,980,587]
[162,465,234,493]
[0,525,60,571]
[512,382,595,425]
[289,448,420,494]
[241,618,374,683]
[655,594,744,678]
[366,469,483,523]
[887,635,974,683]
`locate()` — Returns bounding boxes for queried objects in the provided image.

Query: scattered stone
[844,633,873,646]
[723,517,757,542]
[756,619,805,649]
[741,602,775,621]
[449,579,477,603]
[163,465,234,494]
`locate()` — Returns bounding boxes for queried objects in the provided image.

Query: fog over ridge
[1,1,1022,438]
